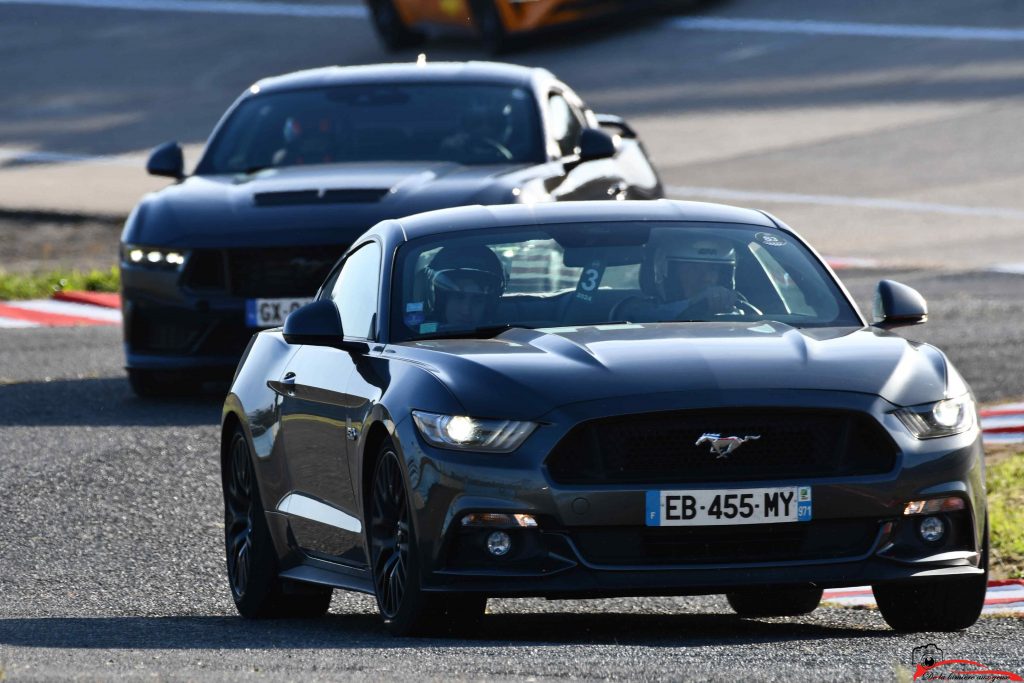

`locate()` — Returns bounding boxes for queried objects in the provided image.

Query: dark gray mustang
[221,200,987,636]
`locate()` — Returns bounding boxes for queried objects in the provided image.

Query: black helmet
[426,245,506,320]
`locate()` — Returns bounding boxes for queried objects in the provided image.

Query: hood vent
[254,188,390,207]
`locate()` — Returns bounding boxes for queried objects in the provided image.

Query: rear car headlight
[411,411,537,453]
[895,394,975,439]
[121,243,189,270]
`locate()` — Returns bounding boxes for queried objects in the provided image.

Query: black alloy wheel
[368,0,425,50]
[872,520,989,632]
[223,427,332,618]
[369,444,486,636]
[726,587,823,618]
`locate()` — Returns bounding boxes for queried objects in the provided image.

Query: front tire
[872,522,988,632]
[223,427,332,618]
[367,0,425,51]
[369,444,486,636]
[727,587,823,617]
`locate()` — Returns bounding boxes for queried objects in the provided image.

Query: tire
[727,587,823,617]
[128,368,201,398]
[367,0,425,51]
[369,444,486,636]
[223,427,332,618]
[470,0,511,54]
[872,521,988,632]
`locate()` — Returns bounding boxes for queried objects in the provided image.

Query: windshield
[198,83,544,173]
[390,222,861,342]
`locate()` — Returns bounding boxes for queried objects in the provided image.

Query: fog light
[486,531,511,556]
[919,516,946,543]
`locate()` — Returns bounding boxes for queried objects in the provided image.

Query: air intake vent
[254,188,389,207]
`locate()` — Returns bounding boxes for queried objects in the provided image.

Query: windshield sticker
[419,322,438,334]
[755,232,787,247]
[406,302,424,312]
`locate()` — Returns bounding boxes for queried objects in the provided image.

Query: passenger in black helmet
[612,232,761,322]
[425,245,506,328]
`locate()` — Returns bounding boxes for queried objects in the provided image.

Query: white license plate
[246,297,312,327]
[645,486,812,526]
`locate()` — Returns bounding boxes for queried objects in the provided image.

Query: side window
[330,241,381,339]
[547,93,583,158]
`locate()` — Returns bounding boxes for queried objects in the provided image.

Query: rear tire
[369,443,487,636]
[368,0,425,51]
[727,587,823,617]
[873,521,988,632]
[470,0,511,54]
[223,427,332,618]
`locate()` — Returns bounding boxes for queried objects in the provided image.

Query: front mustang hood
[393,322,950,419]
[128,162,525,248]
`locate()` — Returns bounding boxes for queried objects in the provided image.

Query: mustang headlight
[411,411,537,453]
[121,244,189,270]
[895,394,975,439]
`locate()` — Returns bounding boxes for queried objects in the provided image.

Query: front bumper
[393,389,987,598]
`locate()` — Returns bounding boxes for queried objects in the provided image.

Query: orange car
[366,0,637,52]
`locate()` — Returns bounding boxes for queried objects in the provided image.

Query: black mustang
[220,200,987,636]
[120,61,662,396]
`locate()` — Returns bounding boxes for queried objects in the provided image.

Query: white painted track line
[0,0,367,18]
[666,186,1024,222]
[669,17,1024,43]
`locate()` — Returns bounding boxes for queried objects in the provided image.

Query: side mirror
[594,113,637,139]
[146,141,184,179]
[872,280,928,329]
[578,128,618,163]
[283,299,368,352]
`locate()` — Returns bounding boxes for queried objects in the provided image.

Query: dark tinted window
[199,83,544,173]
[331,242,381,340]
[391,222,861,342]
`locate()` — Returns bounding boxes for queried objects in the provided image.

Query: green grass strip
[0,267,120,301]
[988,453,1024,578]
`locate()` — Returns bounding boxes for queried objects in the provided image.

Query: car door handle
[267,372,297,397]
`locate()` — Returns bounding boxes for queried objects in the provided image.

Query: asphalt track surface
[2,0,1024,680]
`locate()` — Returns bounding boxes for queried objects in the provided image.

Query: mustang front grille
[182,246,347,297]
[545,408,898,485]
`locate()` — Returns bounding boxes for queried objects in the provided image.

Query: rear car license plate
[645,486,812,526]
[246,298,312,328]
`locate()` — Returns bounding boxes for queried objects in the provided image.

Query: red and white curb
[823,580,1024,616]
[981,403,1024,444]
[0,291,121,327]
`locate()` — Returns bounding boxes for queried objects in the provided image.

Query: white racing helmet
[652,234,736,301]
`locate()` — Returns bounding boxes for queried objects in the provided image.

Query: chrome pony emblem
[695,433,761,458]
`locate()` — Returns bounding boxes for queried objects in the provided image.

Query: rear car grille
[569,519,881,566]
[182,245,347,297]
[546,409,898,485]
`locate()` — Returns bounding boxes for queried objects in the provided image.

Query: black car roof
[252,61,548,94]
[388,200,778,242]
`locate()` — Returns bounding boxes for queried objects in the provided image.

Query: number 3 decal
[581,268,600,292]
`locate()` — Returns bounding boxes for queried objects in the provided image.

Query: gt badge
[695,433,761,458]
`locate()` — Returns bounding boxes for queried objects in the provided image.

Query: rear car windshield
[390,222,862,342]
[198,83,544,173]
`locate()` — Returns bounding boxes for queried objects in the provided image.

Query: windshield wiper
[414,324,532,341]
[242,164,273,175]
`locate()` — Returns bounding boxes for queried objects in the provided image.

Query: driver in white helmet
[613,234,758,322]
